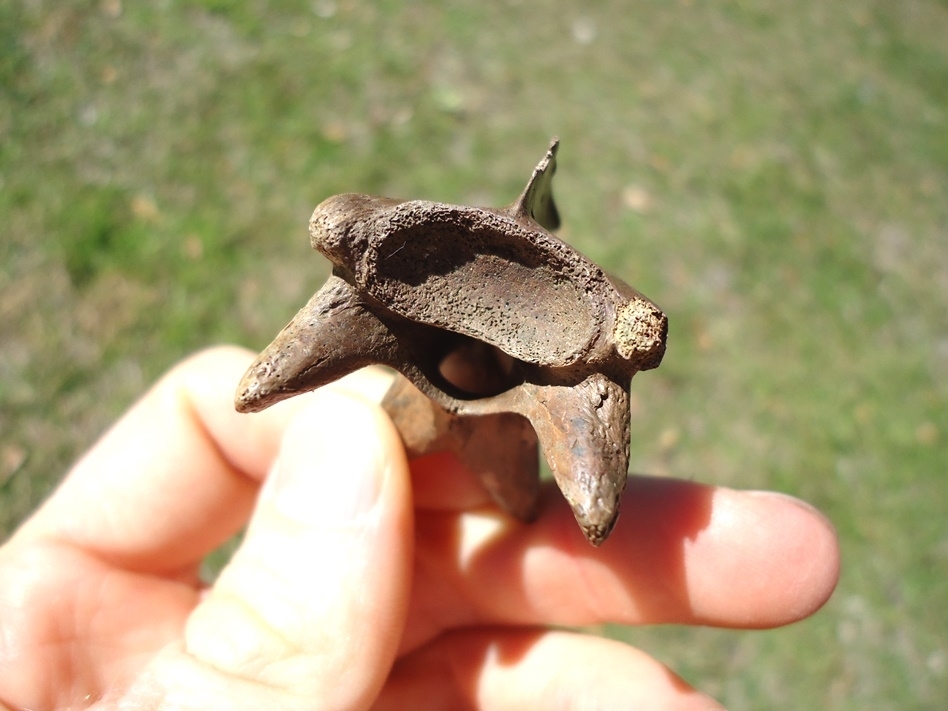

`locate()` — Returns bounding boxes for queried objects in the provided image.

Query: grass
[2,0,947,707]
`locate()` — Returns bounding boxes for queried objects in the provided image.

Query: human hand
[0,346,839,710]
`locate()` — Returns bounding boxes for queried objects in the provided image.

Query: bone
[236,139,668,545]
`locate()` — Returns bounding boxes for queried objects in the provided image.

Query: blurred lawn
[2,0,946,707]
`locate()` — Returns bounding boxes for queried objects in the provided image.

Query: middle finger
[400,476,839,653]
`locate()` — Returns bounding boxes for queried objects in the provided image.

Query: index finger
[12,346,392,575]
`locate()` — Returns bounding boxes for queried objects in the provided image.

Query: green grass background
[2,0,946,707]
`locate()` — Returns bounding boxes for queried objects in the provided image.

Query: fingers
[13,346,394,575]
[375,629,724,711]
[181,389,413,709]
[407,476,840,642]
[409,451,497,512]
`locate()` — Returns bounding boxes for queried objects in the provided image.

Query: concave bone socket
[235,138,668,546]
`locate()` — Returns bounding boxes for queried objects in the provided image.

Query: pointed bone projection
[236,139,667,545]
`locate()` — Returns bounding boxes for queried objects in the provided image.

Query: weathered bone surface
[235,139,668,545]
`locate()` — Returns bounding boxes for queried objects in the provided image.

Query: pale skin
[0,346,840,710]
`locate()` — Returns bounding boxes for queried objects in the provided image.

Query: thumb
[183,389,413,710]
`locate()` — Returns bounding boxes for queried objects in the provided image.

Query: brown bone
[235,139,668,545]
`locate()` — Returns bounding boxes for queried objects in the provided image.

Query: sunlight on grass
[2,1,946,707]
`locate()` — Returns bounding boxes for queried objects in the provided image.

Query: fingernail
[746,489,829,520]
[267,399,385,525]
